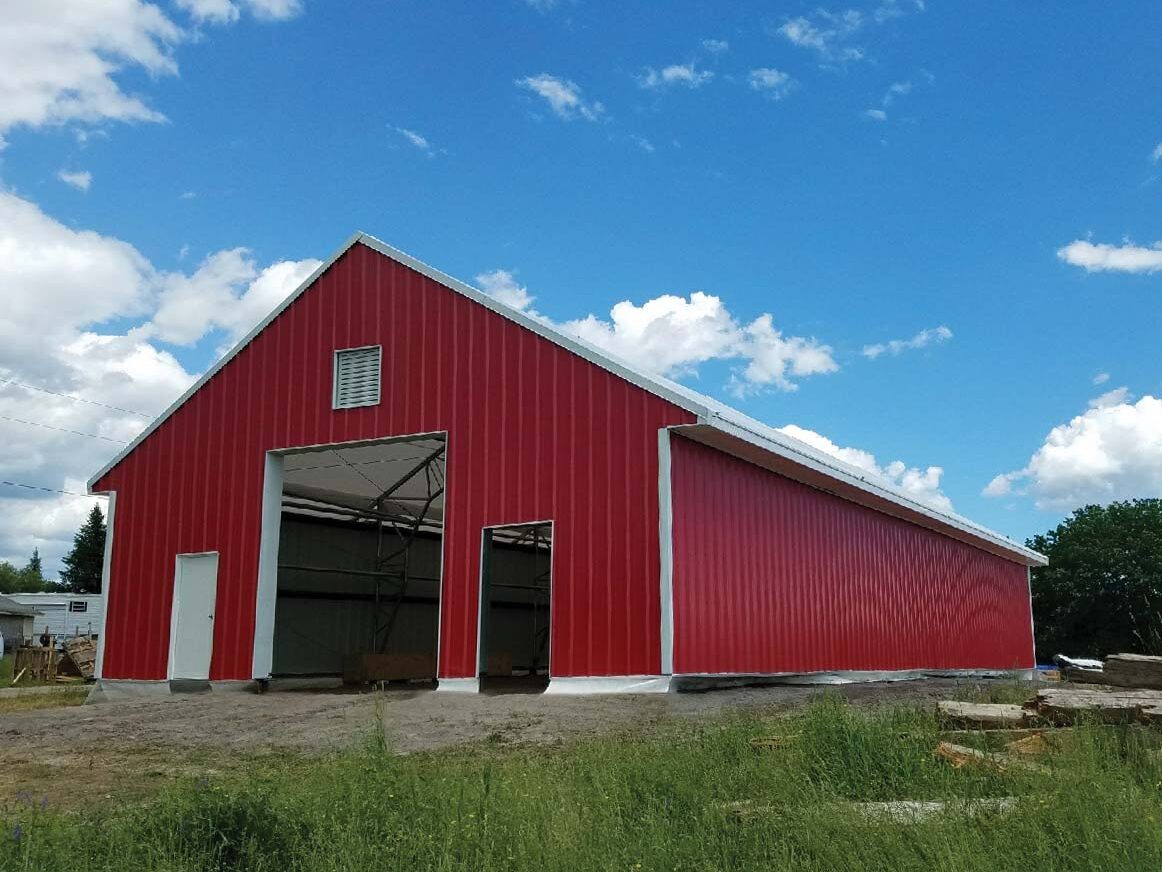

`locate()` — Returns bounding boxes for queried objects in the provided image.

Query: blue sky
[1,0,1160,571]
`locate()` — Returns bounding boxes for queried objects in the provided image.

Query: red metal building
[89,234,1045,694]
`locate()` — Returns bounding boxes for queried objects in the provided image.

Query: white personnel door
[168,553,218,680]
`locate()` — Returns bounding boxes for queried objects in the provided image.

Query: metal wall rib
[669,435,1034,675]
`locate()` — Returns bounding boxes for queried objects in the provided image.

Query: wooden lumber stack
[1103,654,1162,690]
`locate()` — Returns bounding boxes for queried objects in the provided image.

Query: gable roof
[88,232,1046,567]
[0,594,40,617]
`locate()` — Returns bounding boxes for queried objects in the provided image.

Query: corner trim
[657,428,675,676]
[94,491,116,680]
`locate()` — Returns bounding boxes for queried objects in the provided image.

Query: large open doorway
[477,522,553,693]
[270,433,446,686]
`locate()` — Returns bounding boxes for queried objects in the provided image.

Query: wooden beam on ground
[937,701,1034,729]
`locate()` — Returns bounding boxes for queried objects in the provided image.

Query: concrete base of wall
[544,675,673,694]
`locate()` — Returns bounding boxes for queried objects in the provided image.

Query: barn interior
[270,435,553,690]
[272,435,447,684]
[478,522,553,692]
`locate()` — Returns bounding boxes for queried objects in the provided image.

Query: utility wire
[0,414,128,444]
[0,378,155,419]
[0,480,104,499]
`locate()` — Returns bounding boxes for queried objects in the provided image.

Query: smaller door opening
[478,522,553,694]
[168,552,218,686]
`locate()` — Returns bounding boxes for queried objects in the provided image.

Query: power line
[0,378,155,418]
[0,414,128,444]
[0,480,104,499]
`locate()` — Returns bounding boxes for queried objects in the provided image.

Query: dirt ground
[0,677,1024,807]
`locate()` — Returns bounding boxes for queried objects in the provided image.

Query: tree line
[0,504,105,595]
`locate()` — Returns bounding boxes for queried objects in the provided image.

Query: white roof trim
[88,232,1046,567]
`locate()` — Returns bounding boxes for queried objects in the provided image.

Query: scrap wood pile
[10,636,98,685]
[1055,652,1162,690]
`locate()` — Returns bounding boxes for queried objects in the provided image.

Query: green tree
[0,559,49,593]
[1029,499,1162,658]
[25,547,42,577]
[59,504,106,594]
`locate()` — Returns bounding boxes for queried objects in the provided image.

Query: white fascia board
[698,414,1048,567]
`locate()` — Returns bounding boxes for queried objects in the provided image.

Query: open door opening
[270,434,446,688]
[478,522,553,694]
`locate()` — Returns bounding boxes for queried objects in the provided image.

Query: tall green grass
[3,697,1161,871]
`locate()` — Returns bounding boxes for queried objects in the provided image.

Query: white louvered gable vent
[332,346,381,409]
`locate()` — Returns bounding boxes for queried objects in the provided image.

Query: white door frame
[167,551,220,681]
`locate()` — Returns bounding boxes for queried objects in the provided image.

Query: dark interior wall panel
[670,435,1035,675]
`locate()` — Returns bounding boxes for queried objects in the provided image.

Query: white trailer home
[7,593,103,641]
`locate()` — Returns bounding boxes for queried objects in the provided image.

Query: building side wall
[669,436,1035,675]
[93,244,694,681]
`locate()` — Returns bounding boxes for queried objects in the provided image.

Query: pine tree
[60,505,106,594]
[25,547,42,578]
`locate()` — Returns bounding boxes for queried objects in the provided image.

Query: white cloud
[702,39,729,53]
[146,248,321,347]
[0,0,181,136]
[862,325,952,359]
[516,74,604,121]
[0,190,317,571]
[1057,239,1162,274]
[778,424,953,512]
[984,390,1162,510]
[778,10,866,63]
[392,126,440,156]
[1151,143,1162,163]
[560,292,837,394]
[748,68,798,100]
[884,80,912,103]
[1093,371,1110,385]
[0,0,301,139]
[640,63,714,89]
[864,108,888,121]
[177,0,303,23]
[629,134,655,153]
[57,169,93,191]
[476,269,534,311]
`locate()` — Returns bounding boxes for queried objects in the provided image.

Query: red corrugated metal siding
[94,243,695,680]
[669,435,1034,674]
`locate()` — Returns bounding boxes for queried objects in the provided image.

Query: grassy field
[2,695,1161,871]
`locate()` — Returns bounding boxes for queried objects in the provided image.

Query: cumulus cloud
[1057,239,1162,274]
[1093,371,1110,385]
[702,39,729,53]
[0,190,317,571]
[748,68,798,100]
[639,63,714,89]
[983,390,1162,510]
[476,269,534,311]
[145,249,321,347]
[862,325,952,359]
[0,0,302,139]
[560,292,837,394]
[1152,143,1162,163]
[57,169,93,191]
[0,0,181,136]
[864,108,888,121]
[516,74,604,121]
[778,424,953,512]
